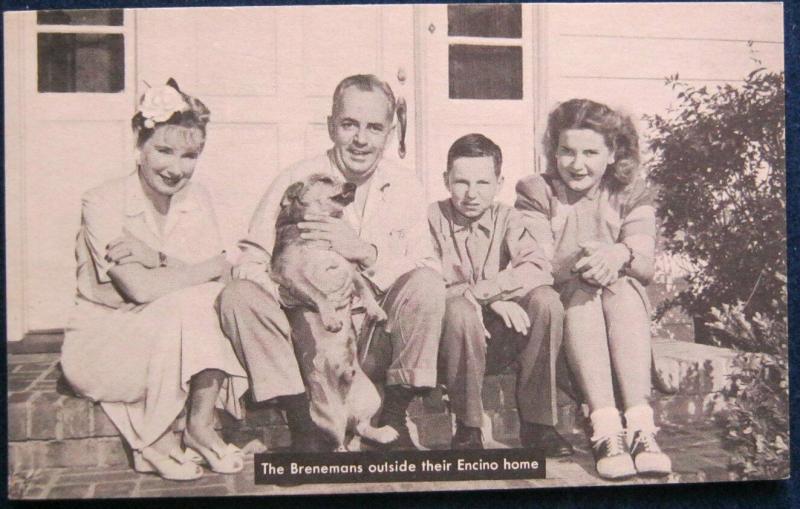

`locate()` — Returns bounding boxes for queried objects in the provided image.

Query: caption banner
[255,449,545,485]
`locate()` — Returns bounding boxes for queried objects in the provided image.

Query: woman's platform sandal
[630,429,672,476]
[133,447,203,481]
[183,434,244,474]
[591,430,636,480]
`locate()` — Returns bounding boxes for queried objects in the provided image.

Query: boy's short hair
[446,133,503,176]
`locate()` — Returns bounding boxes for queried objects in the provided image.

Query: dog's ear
[280,181,305,209]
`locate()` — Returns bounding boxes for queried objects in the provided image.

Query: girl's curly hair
[131,78,211,148]
[543,98,640,188]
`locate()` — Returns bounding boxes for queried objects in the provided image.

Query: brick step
[8,339,736,471]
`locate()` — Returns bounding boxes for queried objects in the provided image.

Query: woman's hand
[573,241,630,287]
[488,300,530,336]
[106,228,160,268]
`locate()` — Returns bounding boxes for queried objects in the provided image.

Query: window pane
[38,9,123,26]
[448,4,521,38]
[38,33,125,93]
[449,45,522,100]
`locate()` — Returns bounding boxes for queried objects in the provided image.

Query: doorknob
[428,23,436,34]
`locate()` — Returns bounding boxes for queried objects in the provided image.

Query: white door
[416,3,544,205]
[135,5,416,250]
[7,9,137,335]
[7,5,415,336]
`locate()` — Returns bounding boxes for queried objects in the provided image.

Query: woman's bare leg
[149,427,182,454]
[563,288,615,412]
[185,369,227,451]
[602,283,671,474]
[601,285,651,410]
[564,287,634,479]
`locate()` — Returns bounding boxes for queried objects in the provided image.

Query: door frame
[412,3,551,203]
[5,9,137,339]
[5,13,26,341]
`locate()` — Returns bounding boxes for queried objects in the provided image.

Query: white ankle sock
[624,405,657,433]
[589,407,623,441]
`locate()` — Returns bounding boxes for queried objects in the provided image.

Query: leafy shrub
[645,69,786,337]
[708,275,789,480]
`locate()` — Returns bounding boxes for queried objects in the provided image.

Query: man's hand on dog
[298,213,377,267]
[489,300,530,336]
[234,260,354,310]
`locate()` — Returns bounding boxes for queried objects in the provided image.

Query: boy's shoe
[451,422,483,450]
[519,422,574,457]
[591,430,636,480]
[630,430,672,476]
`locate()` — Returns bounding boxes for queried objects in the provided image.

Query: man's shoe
[630,429,672,476]
[370,416,417,450]
[277,392,333,453]
[519,422,574,457]
[591,430,636,480]
[451,422,483,450]
[370,385,418,450]
[363,419,417,450]
[290,428,332,453]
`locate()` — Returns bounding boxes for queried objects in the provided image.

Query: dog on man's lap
[271,173,397,451]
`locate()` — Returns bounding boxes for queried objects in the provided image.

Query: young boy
[429,133,573,456]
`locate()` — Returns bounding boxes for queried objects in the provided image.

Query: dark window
[38,33,125,93]
[448,4,521,39]
[37,9,123,26]
[449,45,522,100]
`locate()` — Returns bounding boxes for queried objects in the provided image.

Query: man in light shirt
[217,75,444,451]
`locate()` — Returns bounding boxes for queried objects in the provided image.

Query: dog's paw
[364,425,399,444]
[324,321,343,333]
[320,312,343,332]
[366,306,388,323]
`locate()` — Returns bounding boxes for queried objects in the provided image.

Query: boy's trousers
[439,285,564,428]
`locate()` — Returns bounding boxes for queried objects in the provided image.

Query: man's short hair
[331,74,396,121]
[446,133,503,176]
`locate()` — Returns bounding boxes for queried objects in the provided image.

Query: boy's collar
[447,200,495,234]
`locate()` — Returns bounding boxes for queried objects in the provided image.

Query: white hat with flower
[134,78,210,129]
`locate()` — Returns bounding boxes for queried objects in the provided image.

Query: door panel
[25,120,129,330]
[18,10,135,332]
[418,4,537,206]
[301,6,381,97]
[13,5,414,332]
[193,123,280,249]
